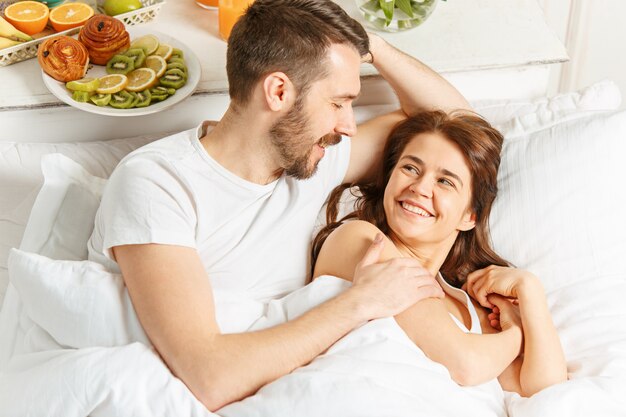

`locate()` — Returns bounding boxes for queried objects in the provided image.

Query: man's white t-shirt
[88,123,351,331]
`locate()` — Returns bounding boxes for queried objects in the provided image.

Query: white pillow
[475,79,622,136]
[7,248,148,349]
[491,110,626,293]
[489,110,626,412]
[0,135,155,305]
[351,80,622,136]
[19,154,106,260]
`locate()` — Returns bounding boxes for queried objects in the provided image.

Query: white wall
[540,0,626,108]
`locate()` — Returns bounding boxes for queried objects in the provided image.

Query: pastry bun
[38,36,90,82]
[78,15,130,65]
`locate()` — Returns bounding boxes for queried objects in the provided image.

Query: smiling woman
[382,130,476,258]
[311,109,567,398]
[312,110,507,286]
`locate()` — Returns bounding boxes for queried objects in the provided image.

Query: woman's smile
[399,200,434,218]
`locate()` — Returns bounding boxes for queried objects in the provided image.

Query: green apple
[103,0,142,16]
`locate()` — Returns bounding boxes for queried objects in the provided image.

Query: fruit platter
[41,23,200,116]
[0,0,165,66]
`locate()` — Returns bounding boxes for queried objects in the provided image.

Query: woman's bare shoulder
[313,220,400,280]
[333,219,382,238]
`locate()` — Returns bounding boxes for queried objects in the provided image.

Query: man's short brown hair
[226,0,369,105]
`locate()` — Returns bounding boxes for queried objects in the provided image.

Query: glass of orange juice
[196,0,219,9]
[218,0,254,41]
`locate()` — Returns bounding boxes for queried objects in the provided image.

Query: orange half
[49,2,95,32]
[4,1,50,36]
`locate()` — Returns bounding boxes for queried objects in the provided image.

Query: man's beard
[269,96,342,180]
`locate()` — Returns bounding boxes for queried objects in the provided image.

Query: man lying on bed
[87,0,469,411]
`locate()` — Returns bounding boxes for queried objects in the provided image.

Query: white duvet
[1,249,505,417]
[2,249,625,416]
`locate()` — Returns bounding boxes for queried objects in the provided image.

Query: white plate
[42,28,201,117]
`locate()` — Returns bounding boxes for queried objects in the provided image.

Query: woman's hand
[465,265,541,309]
[487,294,522,332]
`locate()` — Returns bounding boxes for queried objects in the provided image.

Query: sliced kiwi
[149,89,168,101]
[72,91,93,103]
[151,86,176,96]
[106,55,135,75]
[149,86,170,102]
[149,93,168,103]
[133,90,152,107]
[166,61,187,77]
[90,93,112,107]
[159,69,187,89]
[169,48,184,60]
[109,90,136,109]
[123,48,147,68]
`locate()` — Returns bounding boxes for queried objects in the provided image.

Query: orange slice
[96,74,128,94]
[125,67,157,92]
[144,55,167,78]
[49,2,95,32]
[4,1,50,36]
[154,44,173,60]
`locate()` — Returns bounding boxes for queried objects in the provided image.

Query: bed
[1,80,625,416]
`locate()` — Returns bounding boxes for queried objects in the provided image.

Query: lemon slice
[125,68,157,92]
[96,74,129,94]
[130,34,160,56]
[66,77,100,93]
[154,44,173,61]
[144,55,167,78]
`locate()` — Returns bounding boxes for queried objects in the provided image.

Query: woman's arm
[466,266,568,396]
[315,221,523,386]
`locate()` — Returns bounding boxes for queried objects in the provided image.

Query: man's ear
[263,72,294,111]
[458,211,476,232]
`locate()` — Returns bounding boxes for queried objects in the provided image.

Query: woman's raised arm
[466,266,568,396]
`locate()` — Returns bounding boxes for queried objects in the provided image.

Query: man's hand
[350,233,444,320]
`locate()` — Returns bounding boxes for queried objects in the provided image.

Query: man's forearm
[183,290,367,411]
[368,34,471,114]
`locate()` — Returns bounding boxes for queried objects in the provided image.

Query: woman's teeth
[401,202,432,217]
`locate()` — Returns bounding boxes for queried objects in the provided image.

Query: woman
[312,110,567,397]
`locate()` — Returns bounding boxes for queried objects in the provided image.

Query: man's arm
[345,34,471,184]
[113,241,443,412]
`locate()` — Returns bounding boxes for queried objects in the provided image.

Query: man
[88,0,470,411]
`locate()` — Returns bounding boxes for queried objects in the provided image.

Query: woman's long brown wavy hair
[311,110,510,287]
